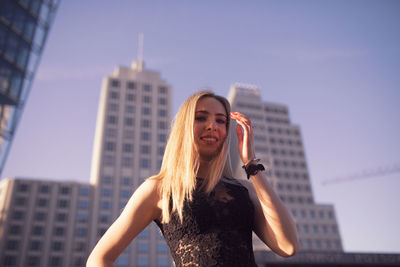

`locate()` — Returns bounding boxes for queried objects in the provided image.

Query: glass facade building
[0,0,60,175]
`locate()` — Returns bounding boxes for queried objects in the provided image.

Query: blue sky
[3,0,400,253]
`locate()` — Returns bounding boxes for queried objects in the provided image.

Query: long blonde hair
[151,90,233,223]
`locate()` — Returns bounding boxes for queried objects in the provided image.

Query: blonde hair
[150,90,233,223]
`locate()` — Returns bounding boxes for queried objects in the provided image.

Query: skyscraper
[0,178,92,266]
[0,0,60,176]
[228,84,343,252]
[88,57,173,266]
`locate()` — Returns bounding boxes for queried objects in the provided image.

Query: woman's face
[193,97,228,161]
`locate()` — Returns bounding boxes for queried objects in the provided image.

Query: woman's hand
[230,111,256,165]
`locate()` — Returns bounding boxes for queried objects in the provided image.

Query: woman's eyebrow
[195,110,227,117]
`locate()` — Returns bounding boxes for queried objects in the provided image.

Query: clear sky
[3,0,400,253]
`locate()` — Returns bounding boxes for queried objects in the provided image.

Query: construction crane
[321,162,400,185]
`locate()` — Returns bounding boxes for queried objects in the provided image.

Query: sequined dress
[155,177,258,267]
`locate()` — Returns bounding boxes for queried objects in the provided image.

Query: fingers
[230,112,253,136]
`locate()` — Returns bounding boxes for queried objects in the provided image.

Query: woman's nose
[206,119,216,130]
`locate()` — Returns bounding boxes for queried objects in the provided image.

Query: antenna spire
[138,32,144,63]
[132,33,145,71]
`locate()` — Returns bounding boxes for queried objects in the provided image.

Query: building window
[100,214,110,224]
[126,93,136,102]
[110,79,120,87]
[141,119,151,128]
[123,143,133,153]
[124,130,135,139]
[77,213,88,223]
[141,145,150,154]
[32,226,43,235]
[121,189,131,198]
[126,105,135,113]
[158,134,167,142]
[56,213,67,222]
[78,200,89,209]
[9,225,21,235]
[143,84,152,92]
[137,242,149,253]
[141,158,150,169]
[125,117,134,126]
[158,146,165,156]
[106,128,117,137]
[109,103,118,111]
[101,201,111,210]
[102,176,112,184]
[58,199,69,208]
[107,115,118,124]
[127,81,136,89]
[142,107,151,115]
[137,256,149,267]
[116,255,129,267]
[122,177,132,186]
[122,157,133,167]
[15,197,26,205]
[39,185,50,193]
[27,256,40,266]
[17,183,29,192]
[34,212,46,221]
[158,109,167,117]
[80,187,90,196]
[49,256,62,266]
[76,228,87,237]
[3,255,17,266]
[157,243,168,253]
[158,97,167,105]
[6,240,19,250]
[105,141,116,151]
[110,91,119,99]
[59,186,70,195]
[141,132,150,141]
[104,155,115,166]
[158,86,167,94]
[54,227,65,236]
[158,121,167,129]
[138,228,149,239]
[37,198,48,207]
[142,95,152,104]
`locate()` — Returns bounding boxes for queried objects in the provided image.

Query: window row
[292,209,335,220]
[300,238,341,250]
[296,223,338,235]
[271,148,304,158]
[106,116,168,128]
[276,183,311,192]
[269,137,302,147]
[103,156,161,169]
[264,106,288,115]
[268,126,300,136]
[109,79,168,94]
[101,176,133,186]
[274,159,307,169]
[101,188,132,198]
[16,183,90,196]
[274,171,309,180]
[265,117,289,124]
[280,195,313,204]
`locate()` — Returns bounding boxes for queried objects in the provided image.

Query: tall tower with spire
[89,35,173,266]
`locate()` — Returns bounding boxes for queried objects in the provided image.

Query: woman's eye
[217,119,226,124]
[195,116,206,122]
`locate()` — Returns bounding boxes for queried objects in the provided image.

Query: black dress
[155,177,258,267]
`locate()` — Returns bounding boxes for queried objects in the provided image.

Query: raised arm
[87,179,161,266]
[230,112,299,257]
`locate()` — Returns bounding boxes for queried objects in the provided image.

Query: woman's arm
[86,179,161,266]
[230,111,299,257]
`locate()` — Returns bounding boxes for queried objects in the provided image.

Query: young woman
[87,91,299,267]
